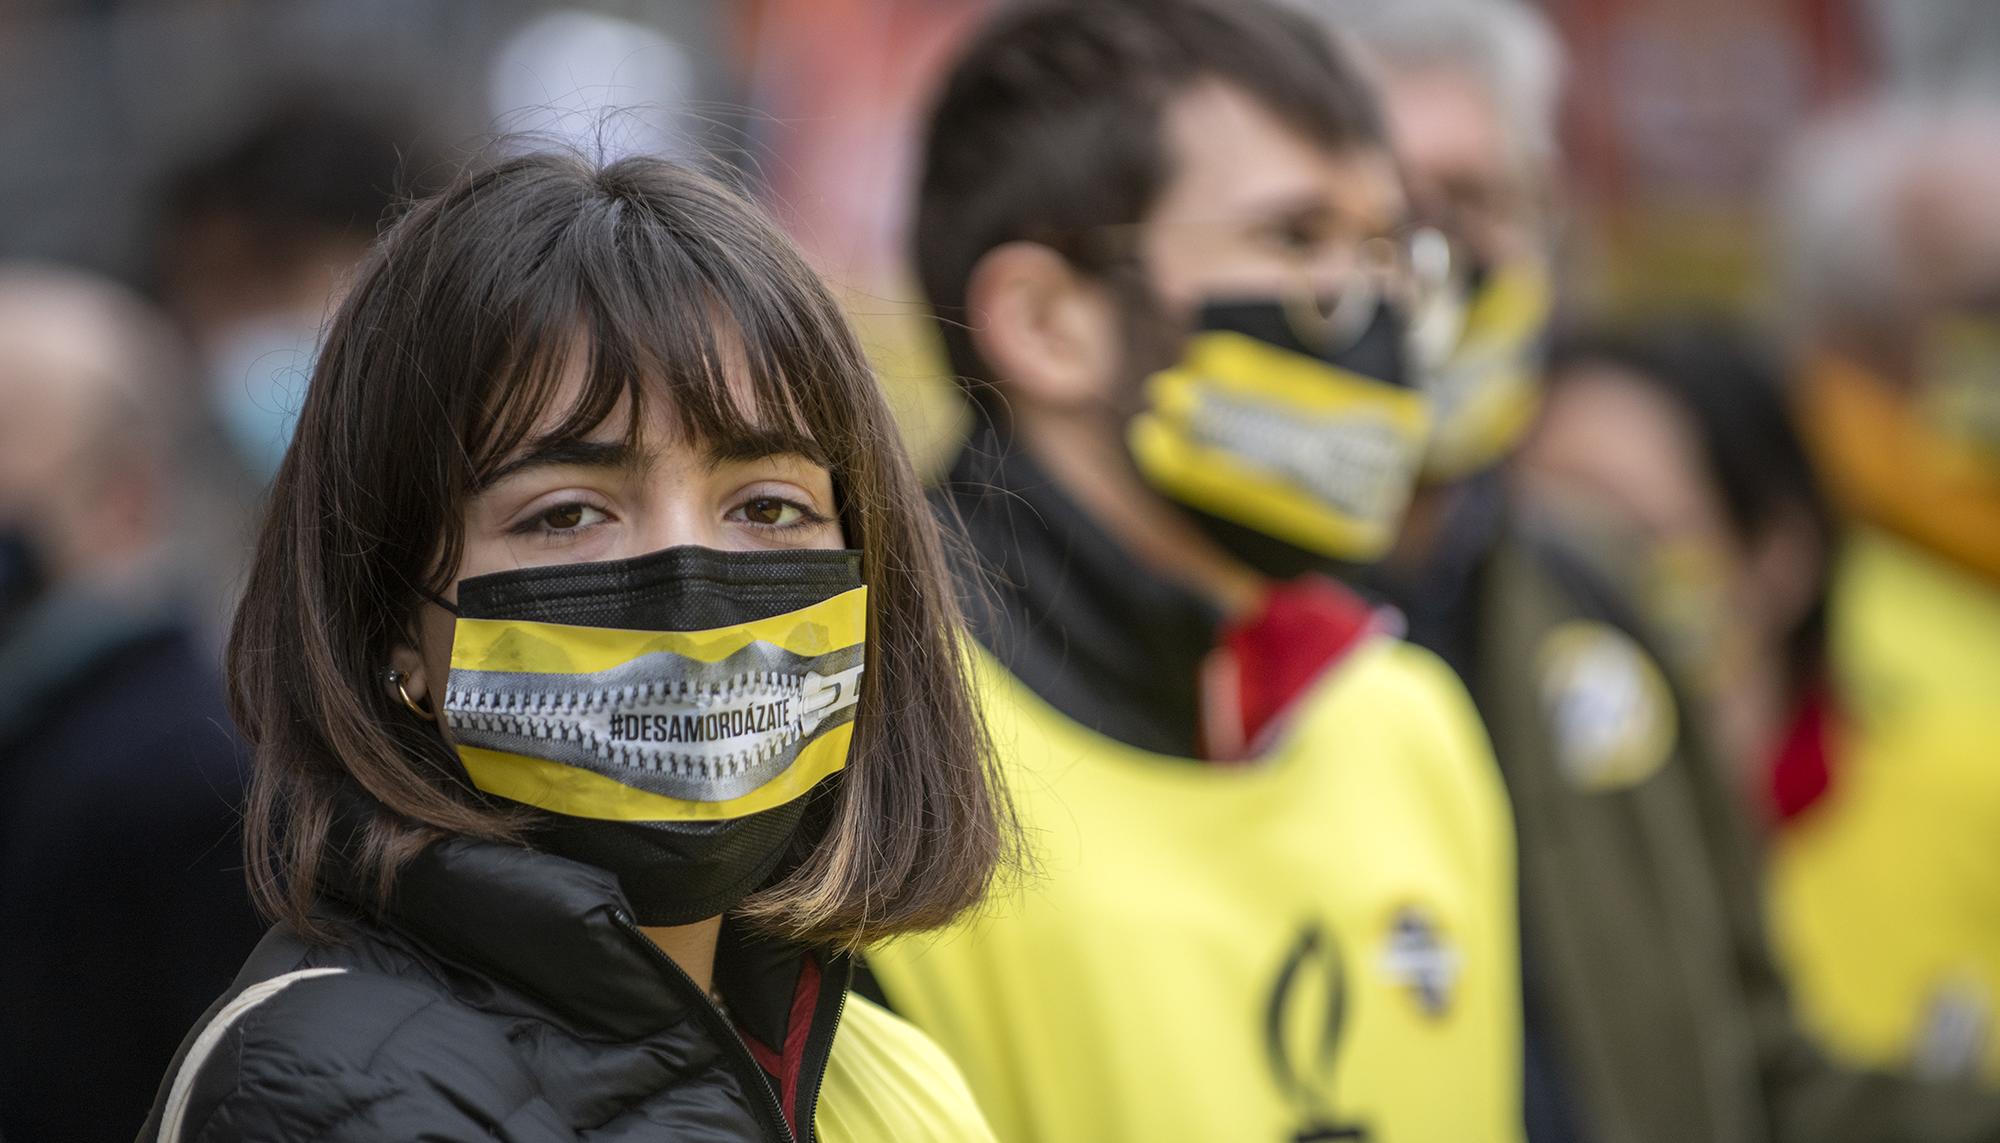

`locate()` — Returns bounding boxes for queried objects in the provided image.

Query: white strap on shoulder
[158,967,348,1143]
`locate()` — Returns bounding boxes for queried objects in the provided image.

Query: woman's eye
[532,502,606,533]
[738,496,806,528]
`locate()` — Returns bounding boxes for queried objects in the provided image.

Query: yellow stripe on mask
[450,586,868,675]
[1463,260,1553,348]
[457,719,854,821]
[1420,261,1554,482]
[1421,368,1540,483]
[1171,330,1418,412]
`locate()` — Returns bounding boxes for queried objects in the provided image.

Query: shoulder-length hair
[230,150,1011,948]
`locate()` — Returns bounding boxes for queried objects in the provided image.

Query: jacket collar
[326,787,852,1127]
[937,417,1223,757]
[378,832,689,1038]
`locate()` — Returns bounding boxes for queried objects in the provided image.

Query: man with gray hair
[1768,97,2000,1104]
[1299,5,2000,1143]
[0,266,263,1143]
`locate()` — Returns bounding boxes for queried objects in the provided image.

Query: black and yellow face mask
[1128,296,1430,563]
[438,545,867,924]
[1416,258,1555,483]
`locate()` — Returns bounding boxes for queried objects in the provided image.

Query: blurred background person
[150,98,428,489]
[143,99,436,648]
[1316,0,1562,490]
[863,1,1523,1139]
[1769,98,2000,1089]
[0,266,262,1143]
[1520,323,1834,821]
[1306,3,2000,1142]
[1305,5,1736,1138]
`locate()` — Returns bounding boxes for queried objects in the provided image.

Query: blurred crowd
[3,0,2000,1140]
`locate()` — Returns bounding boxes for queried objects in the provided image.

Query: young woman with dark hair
[141,151,1010,1142]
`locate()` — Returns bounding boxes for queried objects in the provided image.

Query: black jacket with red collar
[935,418,1382,761]
[140,821,849,1143]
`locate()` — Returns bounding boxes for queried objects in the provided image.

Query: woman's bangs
[461,320,630,486]
[462,244,834,489]
[607,240,833,466]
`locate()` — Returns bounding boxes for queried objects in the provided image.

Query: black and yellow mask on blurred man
[1413,257,1555,483]
[1129,295,1430,563]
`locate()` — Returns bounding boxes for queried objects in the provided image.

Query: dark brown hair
[230,150,1012,948]
[915,0,1387,402]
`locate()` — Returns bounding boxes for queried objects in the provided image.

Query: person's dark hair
[152,97,431,277]
[230,150,1012,948]
[1546,320,1835,682]
[915,0,1386,401]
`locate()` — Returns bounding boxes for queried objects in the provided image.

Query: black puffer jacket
[139,832,852,1142]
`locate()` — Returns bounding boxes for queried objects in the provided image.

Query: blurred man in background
[0,266,262,1143]
[1309,3,2000,1141]
[864,1,1523,1139]
[1313,0,1561,494]
[1770,100,2000,1091]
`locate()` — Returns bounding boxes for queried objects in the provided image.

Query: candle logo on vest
[1265,922,1371,1142]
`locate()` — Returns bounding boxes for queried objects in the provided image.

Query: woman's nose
[632,499,726,555]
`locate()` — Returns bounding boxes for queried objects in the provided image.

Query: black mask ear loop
[421,587,460,616]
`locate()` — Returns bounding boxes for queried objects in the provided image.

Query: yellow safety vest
[818,995,997,1142]
[1772,528,2000,1083]
[869,639,1522,1142]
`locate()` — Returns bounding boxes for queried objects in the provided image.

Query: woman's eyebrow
[477,438,640,491]
[703,426,827,469]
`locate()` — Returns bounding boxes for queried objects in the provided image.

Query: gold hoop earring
[385,668,433,719]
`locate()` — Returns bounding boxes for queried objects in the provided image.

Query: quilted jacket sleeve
[151,968,559,1143]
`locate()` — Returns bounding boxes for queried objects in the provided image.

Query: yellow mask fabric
[1418,260,1556,483]
[1130,326,1431,562]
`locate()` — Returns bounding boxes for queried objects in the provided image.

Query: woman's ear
[387,641,429,703]
[964,240,1123,413]
[387,600,456,724]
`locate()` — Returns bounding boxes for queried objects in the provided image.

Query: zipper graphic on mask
[443,641,863,802]
[1187,386,1419,521]
[448,667,850,772]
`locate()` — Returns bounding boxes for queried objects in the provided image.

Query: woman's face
[389,349,846,713]
[1515,363,1746,671]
